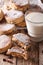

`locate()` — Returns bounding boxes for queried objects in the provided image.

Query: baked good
[0,24,15,35]
[7,46,28,60]
[1,2,13,11]
[3,9,24,24]
[0,0,10,8]
[1,4,12,15]
[12,33,31,50]
[10,0,29,12]
[0,9,4,21]
[16,21,26,27]
[0,35,12,53]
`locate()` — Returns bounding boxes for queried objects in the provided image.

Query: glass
[25,9,43,42]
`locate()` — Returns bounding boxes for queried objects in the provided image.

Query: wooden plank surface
[17,58,23,65]
[0,54,16,65]
[39,41,43,65]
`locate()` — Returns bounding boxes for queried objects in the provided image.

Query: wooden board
[0,54,16,65]
[39,41,43,65]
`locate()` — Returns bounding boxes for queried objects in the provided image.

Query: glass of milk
[25,11,43,42]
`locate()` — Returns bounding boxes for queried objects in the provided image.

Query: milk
[25,12,43,42]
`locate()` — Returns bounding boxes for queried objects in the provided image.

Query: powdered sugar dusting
[5,9,23,19]
[13,33,29,44]
[12,0,28,6]
[0,35,11,48]
[0,24,14,31]
[9,47,23,53]
[2,7,24,19]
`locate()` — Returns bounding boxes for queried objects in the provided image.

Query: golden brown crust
[16,21,26,27]
[0,42,12,53]
[11,3,29,12]
[5,15,24,24]
[0,9,4,21]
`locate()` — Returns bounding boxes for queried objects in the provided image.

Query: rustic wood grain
[0,54,16,65]
[39,41,43,65]
[23,59,31,65]
[0,44,39,65]
[17,58,23,65]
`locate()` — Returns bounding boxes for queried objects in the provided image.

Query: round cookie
[0,24,15,35]
[4,9,24,24]
[0,35,12,53]
[10,0,29,12]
